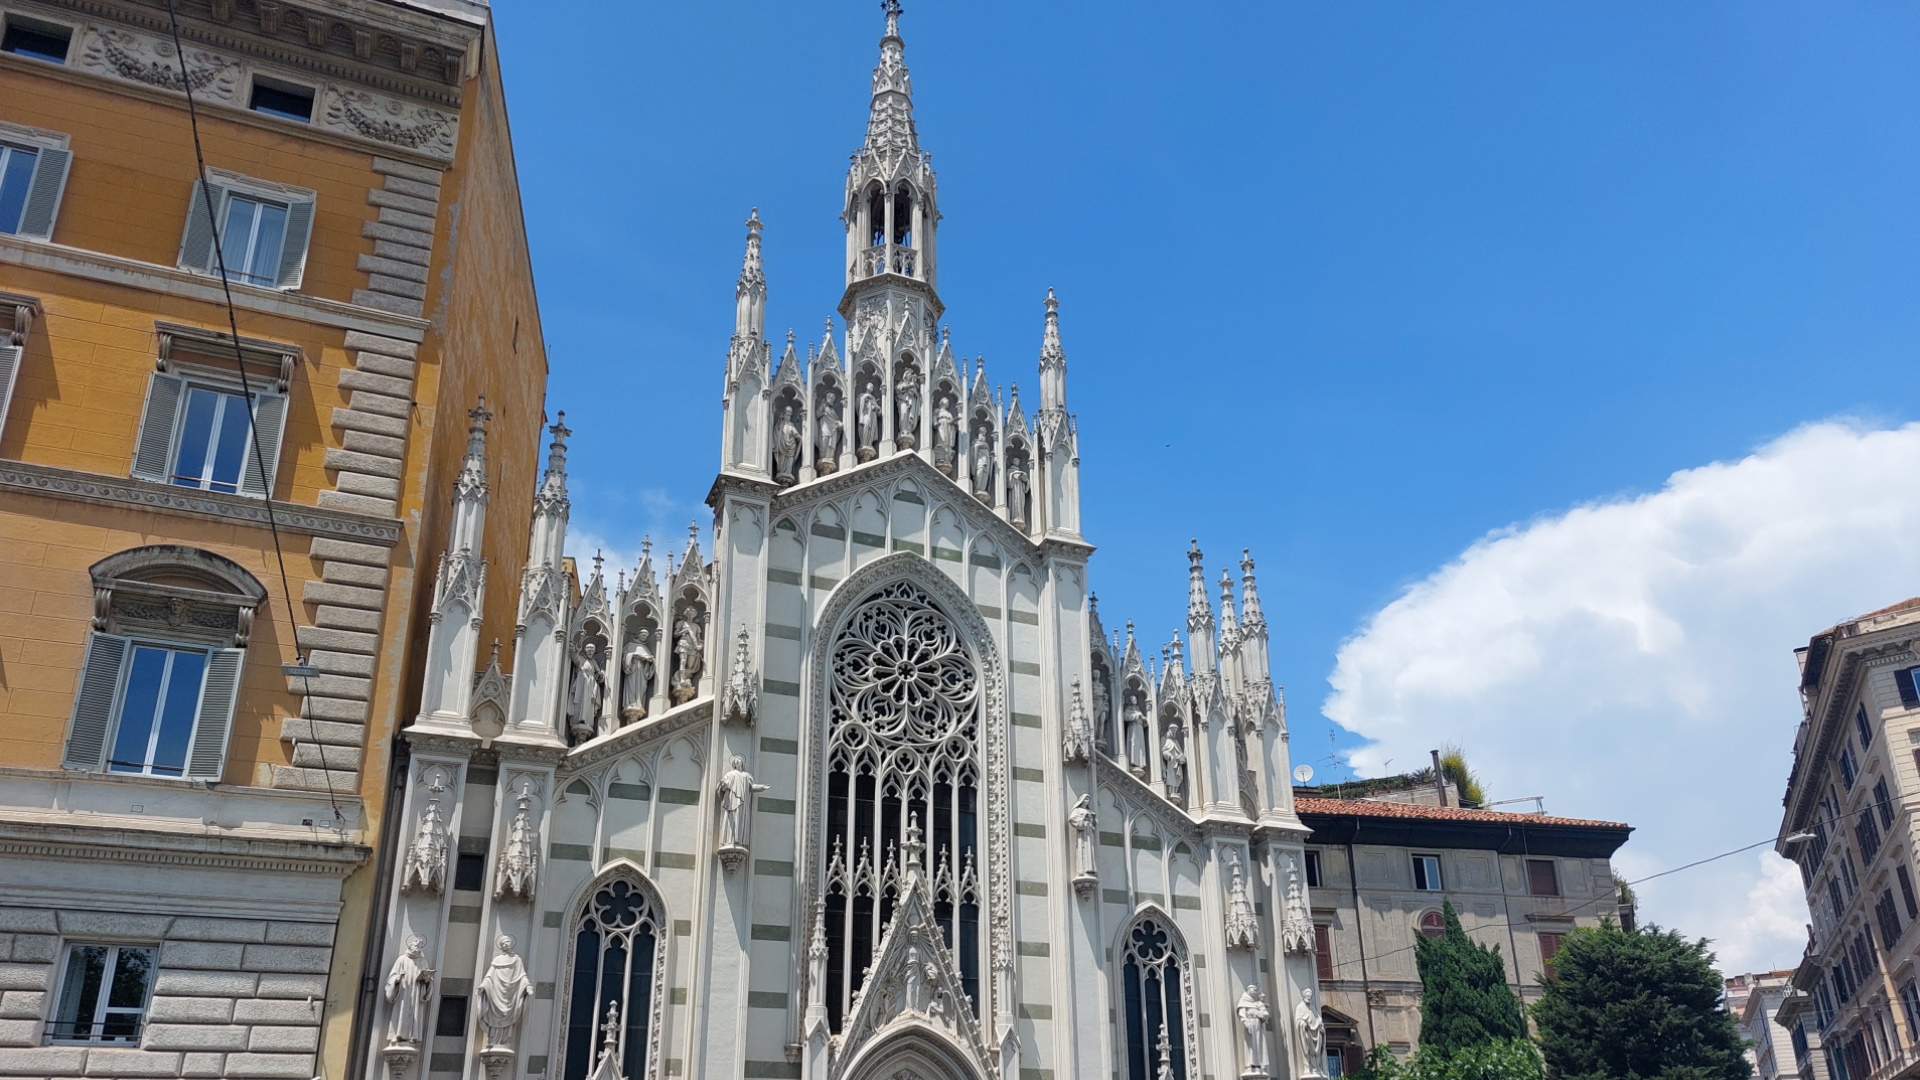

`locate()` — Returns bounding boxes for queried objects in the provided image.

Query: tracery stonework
[370,7,1317,1080]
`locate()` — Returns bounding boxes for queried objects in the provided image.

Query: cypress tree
[1531,922,1750,1080]
[1415,901,1529,1057]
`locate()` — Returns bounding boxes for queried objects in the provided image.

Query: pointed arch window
[562,878,665,1080]
[1119,914,1192,1080]
[819,579,983,1030]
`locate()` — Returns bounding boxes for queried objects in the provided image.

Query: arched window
[891,187,914,246]
[1418,910,1445,939]
[562,877,665,1080]
[1120,914,1192,1080]
[820,579,982,1030]
[867,186,886,247]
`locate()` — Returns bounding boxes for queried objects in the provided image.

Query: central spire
[843,0,939,298]
[865,0,917,158]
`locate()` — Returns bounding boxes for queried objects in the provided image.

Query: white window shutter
[274,199,315,289]
[15,146,70,241]
[131,372,185,482]
[238,389,288,498]
[0,344,21,445]
[185,647,244,781]
[63,633,130,771]
[177,180,228,273]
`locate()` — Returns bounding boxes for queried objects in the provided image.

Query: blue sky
[494,3,1920,962]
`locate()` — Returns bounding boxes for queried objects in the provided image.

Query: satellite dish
[1293,764,1314,784]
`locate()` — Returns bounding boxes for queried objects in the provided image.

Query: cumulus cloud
[1324,421,1920,973]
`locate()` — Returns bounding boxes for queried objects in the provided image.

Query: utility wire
[162,0,339,819]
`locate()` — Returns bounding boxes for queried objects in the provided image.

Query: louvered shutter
[274,199,314,289]
[0,344,21,444]
[63,633,130,770]
[238,390,288,498]
[177,180,228,272]
[185,647,244,780]
[15,146,70,241]
[130,372,185,482]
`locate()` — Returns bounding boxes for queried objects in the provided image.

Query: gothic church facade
[366,9,1322,1080]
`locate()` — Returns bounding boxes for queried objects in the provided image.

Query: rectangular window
[454,852,486,892]
[1897,866,1918,919]
[1898,667,1920,710]
[435,994,468,1038]
[1841,746,1859,790]
[1527,859,1560,896]
[0,142,38,234]
[50,944,153,1044]
[106,643,208,777]
[1902,980,1920,1038]
[1305,850,1322,888]
[1874,778,1896,829]
[1,17,72,63]
[1314,923,1333,981]
[1326,1052,1344,1079]
[1878,890,1903,951]
[177,176,315,290]
[1538,931,1566,971]
[248,77,314,123]
[130,373,288,498]
[1411,854,1443,891]
[63,633,243,781]
[1856,812,1882,865]
[1859,704,1877,749]
[0,129,69,241]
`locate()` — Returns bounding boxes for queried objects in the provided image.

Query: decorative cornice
[561,699,713,774]
[0,817,369,875]
[837,271,943,324]
[0,232,430,340]
[0,458,402,544]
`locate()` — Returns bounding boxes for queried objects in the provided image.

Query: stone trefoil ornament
[495,781,540,901]
[399,773,451,895]
[722,628,758,727]
[1224,847,1260,951]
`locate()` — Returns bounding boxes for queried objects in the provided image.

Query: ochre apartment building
[0,0,547,1075]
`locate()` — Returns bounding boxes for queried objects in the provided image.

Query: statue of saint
[972,438,994,498]
[1237,984,1271,1075]
[1296,988,1327,1077]
[1124,698,1149,775]
[1092,677,1112,750]
[476,935,534,1049]
[383,936,434,1046]
[1162,726,1187,802]
[1007,463,1030,525]
[896,382,920,448]
[857,385,882,457]
[816,397,843,467]
[716,755,770,849]
[568,642,604,742]
[772,405,801,482]
[671,616,703,705]
[1068,793,1098,878]
[934,396,958,469]
[621,629,653,722]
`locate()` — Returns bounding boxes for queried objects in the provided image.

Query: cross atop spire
[883,0,902,39]
[535,412,571,518]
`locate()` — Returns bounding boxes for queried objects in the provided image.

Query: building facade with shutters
[1778,598,1920,1080]
[1293,780,1632,1070]
[0,0,548,1076]
[1726,970,1799,1080]
[354,9,1329,1080]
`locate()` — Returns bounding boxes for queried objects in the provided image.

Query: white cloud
[1324,421,1920,973]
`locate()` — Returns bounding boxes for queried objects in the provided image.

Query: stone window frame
[130,325,298,499]
[46,940,158,1046]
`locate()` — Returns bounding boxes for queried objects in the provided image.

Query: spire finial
[456,394,492,505]
[1240,548,1266,628]
[735,210,767,340]
[882,0,902,39]
[1186,539,1213,627]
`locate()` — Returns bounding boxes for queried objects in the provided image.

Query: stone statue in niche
[773,404,802,483]
[1068,793,1098,882]
[1297,987,1328,1078]
[1007,462,1029,527]
[383,935,434,1046]
[934,395,957,471]
[1124,695,1149,777]
[857,383,882,461]
[716,755,770,852]
[477,935,534,1049]
[896,381,920,449]
[972,437,994,501]
[568,642,605,743]
[1237,984,1271,1077]
[671,615,703,705]
[1162,721,1187,804]
[621,628,654,722]
[816,394,843,473]
[1091,676,1112,752]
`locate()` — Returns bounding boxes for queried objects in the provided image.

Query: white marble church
[367,7,1322,1080]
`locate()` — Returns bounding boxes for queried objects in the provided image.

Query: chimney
[1431,749,1448,807]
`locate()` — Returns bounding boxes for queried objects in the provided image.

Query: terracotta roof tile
[1294,796,1629,830]
[1851,596,1920,624]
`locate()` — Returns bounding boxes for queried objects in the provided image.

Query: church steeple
[735,208,766,342]
[843,0,939,297]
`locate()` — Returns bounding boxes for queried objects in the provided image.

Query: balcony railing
[856,243,917,281]
[1863,1040,1920,1080]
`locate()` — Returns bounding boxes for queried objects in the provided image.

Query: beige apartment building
[1780,598,1920,1080]
[1294,774,1632,1072]
[1728,970,1800,1080]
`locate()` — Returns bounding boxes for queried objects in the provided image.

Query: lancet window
[1119,913,1192,1080]
[562,877,665,1080]
[819,580,983,1030]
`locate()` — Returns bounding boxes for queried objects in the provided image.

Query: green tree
[1352,1038,1544,1080]
[1530,921,1751,1080]
[1416,901,1528,1057]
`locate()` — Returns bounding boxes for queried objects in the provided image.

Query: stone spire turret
[735,208,766,342]
[1185,540,1217,675]
[843,0,939,297]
